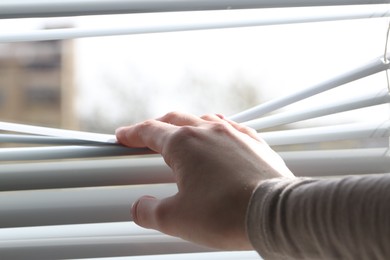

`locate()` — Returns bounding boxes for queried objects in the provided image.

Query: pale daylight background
[0,7,389,135]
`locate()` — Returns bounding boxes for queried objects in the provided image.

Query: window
[0,1,389,259]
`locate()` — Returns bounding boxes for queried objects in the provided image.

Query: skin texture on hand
[115,112,295,250]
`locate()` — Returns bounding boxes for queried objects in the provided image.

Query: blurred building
[0,38,77,129]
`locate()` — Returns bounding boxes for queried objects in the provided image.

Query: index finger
[116,119,177,154]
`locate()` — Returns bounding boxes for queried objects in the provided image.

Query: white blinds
[1,1,390,259]
[0,5,388,42]
[0,0,388,19]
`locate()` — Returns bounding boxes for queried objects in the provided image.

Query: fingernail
[131,195,156,223]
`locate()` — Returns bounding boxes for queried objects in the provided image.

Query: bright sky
[76,11,390,128]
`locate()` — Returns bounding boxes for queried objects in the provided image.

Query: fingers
[116,112,207,152]
[116,119,176,153]
[116,112,223,153]
[116,111,264,156]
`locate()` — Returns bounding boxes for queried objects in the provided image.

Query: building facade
[0,39,76,129]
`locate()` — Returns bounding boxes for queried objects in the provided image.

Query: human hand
[116,112,295,250]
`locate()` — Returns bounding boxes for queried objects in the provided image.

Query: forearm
[247,175,390,260]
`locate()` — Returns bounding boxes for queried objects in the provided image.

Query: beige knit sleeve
[246,174,390,260]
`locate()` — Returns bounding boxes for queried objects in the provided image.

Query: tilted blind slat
[245,89,390,130]
[230,55,390,122]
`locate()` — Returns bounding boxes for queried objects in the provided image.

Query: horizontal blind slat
[0,222,213,259]
[0,149,388,190]
[1,5,389,42]
[281,148,390,176]
[0,145,152,161]
[261,120,390,146]
[0,0,388,19]
[0,157,173,191]
[0,184,177,228]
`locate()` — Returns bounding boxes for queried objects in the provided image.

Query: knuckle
[201,113,224,122]
[164,126,198,152]
[248,127,258,135]
[170,126,197,143]
[242,124,256,132]
[139,119,155,128]
[162,111,180,122]
[136,120,156,137]
[242,125,257,135]
[201,114,216,121]
[210,121,231,134]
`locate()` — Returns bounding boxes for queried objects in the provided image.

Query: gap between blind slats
[0,149,388,191]
[1,56,389,160]
[1,90,388,161]
[230,55,390,122]
[0,121,117,143]
[1,5,389,43]
[244,89,390,130]
[2,120,389,145]
[0,0,388,19]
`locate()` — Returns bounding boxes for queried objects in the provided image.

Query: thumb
[131,195,175,233]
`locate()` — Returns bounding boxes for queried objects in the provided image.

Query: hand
[116,112,295,250]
